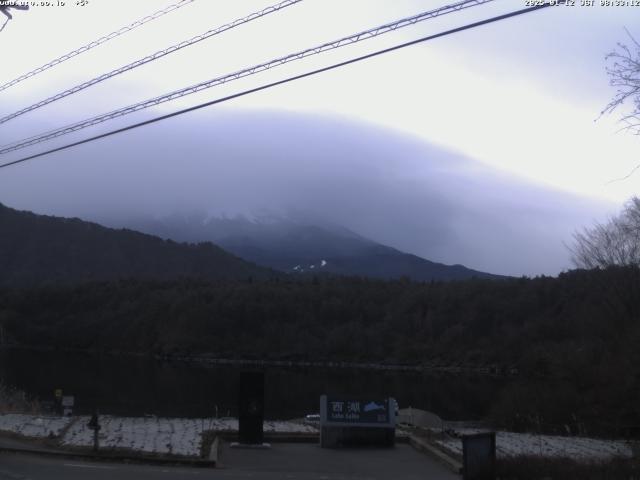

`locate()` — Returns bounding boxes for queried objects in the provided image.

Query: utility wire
[605,163,640,184]
[0,3,557,170]
[0,0,494,154]
[0,0,302,126]
[0,0,195,94]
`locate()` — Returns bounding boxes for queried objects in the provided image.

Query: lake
[0,348,505,420]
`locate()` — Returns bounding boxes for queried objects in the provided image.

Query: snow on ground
[61,416,214,457]
[264,420,318,433]
[62,416,317,457]
[435,430,634,461]
[0,414,71,438]
[0,414,318,457]
[2,413,632,461]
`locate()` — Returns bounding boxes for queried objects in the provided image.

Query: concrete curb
[217,432,320,443]
[216,432,411,444]
[409,435,462,474]
[0,445,216,467]
[0,430,418,468]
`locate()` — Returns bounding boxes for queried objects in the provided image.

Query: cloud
[0,109,614,276]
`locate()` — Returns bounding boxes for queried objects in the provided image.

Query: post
[87,410,101,452]
[93,428,99,452]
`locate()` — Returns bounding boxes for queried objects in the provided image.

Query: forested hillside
[1,267,639,433]
[0,203,274,285]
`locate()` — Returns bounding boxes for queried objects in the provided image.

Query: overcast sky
[0,0,638,276]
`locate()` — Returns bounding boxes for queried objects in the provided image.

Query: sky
[0,0,639,276]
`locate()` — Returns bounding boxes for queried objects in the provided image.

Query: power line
[0,3,557,170]
[0,0,302,126]
[605,163,640,184]
[0,0,495,154]
[0,0,195,94]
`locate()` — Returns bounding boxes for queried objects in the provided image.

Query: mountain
[0,203,274,286]
[111,213,503,281]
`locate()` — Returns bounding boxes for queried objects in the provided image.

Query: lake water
[0,348,505,420]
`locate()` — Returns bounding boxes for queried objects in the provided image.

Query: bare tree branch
[570,197,640,269]
[601,29,640,136]
[0,4,28,33]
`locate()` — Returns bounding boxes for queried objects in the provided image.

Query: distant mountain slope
[0,203,273,286]
[113,213,503,281]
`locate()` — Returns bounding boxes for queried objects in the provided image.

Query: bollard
[87,410,101,452]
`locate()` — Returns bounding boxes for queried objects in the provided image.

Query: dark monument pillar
[238,370,265,445]
[462,432,496,480]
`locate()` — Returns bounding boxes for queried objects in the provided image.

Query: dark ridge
[0,202,275,286]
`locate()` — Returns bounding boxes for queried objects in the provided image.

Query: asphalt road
[0,443,460,479]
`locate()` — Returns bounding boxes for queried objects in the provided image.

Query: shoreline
[0,345,517,376]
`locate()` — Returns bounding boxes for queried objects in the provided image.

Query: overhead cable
[0,0,196,94]
[0,0,302,126]
[0,3,558,170]
[0,0,494,154]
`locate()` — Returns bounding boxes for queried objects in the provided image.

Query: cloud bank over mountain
[0,109,612,276]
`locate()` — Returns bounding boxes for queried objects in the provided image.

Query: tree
[571,197,640,269]
[602,31,640,136]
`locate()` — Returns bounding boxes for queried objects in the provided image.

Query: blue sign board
[320,395,396,428]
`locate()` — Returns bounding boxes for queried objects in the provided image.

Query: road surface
[0,442,460,479]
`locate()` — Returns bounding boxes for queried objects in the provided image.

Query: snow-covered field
[61,416,212,457]
[264,420,318,434]
[0,413,71,438]
[4,413,631,461]
[435,429,634,461]
[0,414,318,458]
